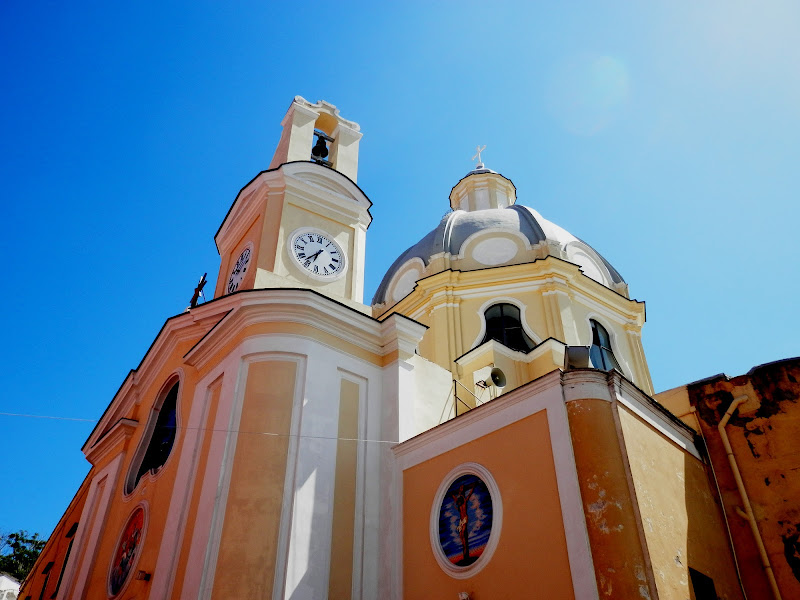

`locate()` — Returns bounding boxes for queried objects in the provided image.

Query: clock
[227,244,252,293]
[289,228,346,280]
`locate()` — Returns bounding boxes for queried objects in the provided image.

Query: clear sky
[1,1,798,538]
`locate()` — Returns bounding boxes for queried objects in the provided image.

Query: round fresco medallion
[109,506,146,596]
[437,473,494,568]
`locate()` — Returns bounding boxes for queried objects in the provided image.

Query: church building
[19,98,800,600]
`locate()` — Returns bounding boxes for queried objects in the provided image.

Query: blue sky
[1,2,798,537]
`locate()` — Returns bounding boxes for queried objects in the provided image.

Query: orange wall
[567,399,654,598]
[402,410,575,599]
[81,337,203,600]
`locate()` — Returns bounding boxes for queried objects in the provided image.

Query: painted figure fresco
[109,506,145,596]
[438,474,493,567]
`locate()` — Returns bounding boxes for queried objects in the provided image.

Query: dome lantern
[449,167,517,212]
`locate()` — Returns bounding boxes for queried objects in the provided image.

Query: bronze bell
[311,135,329,159]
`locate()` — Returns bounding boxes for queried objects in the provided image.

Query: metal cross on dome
[472,145,486,168]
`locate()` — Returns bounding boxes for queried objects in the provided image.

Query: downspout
[718,395,783,600]
[689,408,748,599]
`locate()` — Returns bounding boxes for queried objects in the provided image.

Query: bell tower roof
[268,96,362,182]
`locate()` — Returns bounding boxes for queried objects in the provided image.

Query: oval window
[125,380,179,494]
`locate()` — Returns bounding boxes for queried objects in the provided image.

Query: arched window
[480,303,535,353]
[126,380,179,493]
[589,320,622,372]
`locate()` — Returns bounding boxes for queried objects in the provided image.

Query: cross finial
[472,145,486,169]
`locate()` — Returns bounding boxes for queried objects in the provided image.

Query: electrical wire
[0,411,401,444]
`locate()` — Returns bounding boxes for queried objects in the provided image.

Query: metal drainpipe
[718,395,783,600]
[689,408,748,599]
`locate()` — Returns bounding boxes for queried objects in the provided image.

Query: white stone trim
[183,291,426,371]
[57,454,124,600]
[456,227,531,260]
[336,369,370,600]
[151,372,220,599]
[84,418,137,466]
[272,352,309,600]
[123,371,184,496]
[428,462,503,579]
[179,351,242,600]
[386,257,426,304]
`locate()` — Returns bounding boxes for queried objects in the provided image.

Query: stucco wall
[688,358,800,599]
[617,405,744,600]
[401,410,575,599]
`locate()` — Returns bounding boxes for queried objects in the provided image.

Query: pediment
[282,162,371,211]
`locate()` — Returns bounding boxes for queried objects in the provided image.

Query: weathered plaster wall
[617,405,743,600]
[688,357,800,600]
[567,398,654,599]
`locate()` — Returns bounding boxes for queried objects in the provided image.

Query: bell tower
[212,97,371,305]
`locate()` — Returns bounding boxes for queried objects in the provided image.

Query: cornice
[379,257,645,325]
[454,338,530,366]
[84,418,138,465]
[561,369,698,455]
[183,288,427,371]
[215,162,373,253]
[215,179,270,255]
[215,172,273,253]
[282,168,372,227]
[293,96,361,132]
[82,302,234,453]
[393,366,696,460]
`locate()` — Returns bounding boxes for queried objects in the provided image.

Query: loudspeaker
[489,367,506,388]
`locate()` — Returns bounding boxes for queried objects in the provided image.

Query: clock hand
[310,249,324,262]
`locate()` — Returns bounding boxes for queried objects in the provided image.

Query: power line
[0,412,96,423]
[0,411,401,445]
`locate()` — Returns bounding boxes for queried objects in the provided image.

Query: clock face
[227,245,252,293]
[290,229,346,279]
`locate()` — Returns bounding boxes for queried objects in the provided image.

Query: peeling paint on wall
[587,489,624,534]
[688,358,800,598]
[779,519,800,583]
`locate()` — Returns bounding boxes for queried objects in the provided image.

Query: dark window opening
[589,320,622,372]
[52,537,75,598]
[480,303,535,353]
[133,381,179,489]
[689,567,717,600]
[65,522,78,538]
[37,572,50,600]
